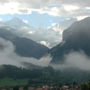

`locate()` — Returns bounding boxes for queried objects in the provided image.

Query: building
[43,85,50,90]
[36,88,43,90]
[28,87,35,90]
[61,85,69,90]
[19,87,24,90]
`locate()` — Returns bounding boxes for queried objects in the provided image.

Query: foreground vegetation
[0,65,90,88]
[0,78,28,88]
[80,81,90,90]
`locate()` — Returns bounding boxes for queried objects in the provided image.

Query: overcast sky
[0,0,89,25]
[0,0,89,47]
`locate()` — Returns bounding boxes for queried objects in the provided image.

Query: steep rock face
[0,25,49,59]
[50,17,90,63]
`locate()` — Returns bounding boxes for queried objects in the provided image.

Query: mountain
[50,17,90,63]
[4,17,61,48]
[4,17,76,48]
[0,25,49,59]
[4,17,30,29]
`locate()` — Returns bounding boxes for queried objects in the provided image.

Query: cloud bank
[0,38,52,68]
[0,0,89,19]
[51,51,90,71]
[1,37,90,71]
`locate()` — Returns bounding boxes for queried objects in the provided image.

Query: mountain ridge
[50,17,90,63]
[0,25,49,59]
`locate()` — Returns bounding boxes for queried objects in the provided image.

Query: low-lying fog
[0,37,90,71]
[0,38,52,68]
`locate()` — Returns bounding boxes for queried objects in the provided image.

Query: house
[61,85,69,90]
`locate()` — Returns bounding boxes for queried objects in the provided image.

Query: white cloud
[86,7,90,10]
[49,23,63,35]
[0,2,26,14]
[28,7,61,16]
[0,0,89,18]
[76,16,89,21]
[40,41,50,47]
[0,18,3,22]
[60,0,90,7]
[0,37,52,67]
[23,19,29,24]
[51,51,90,71]
[28,31,35,34]
[63,5,80,11]
[24,27,62,48]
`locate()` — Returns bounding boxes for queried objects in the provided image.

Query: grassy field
[0,78,29,88]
